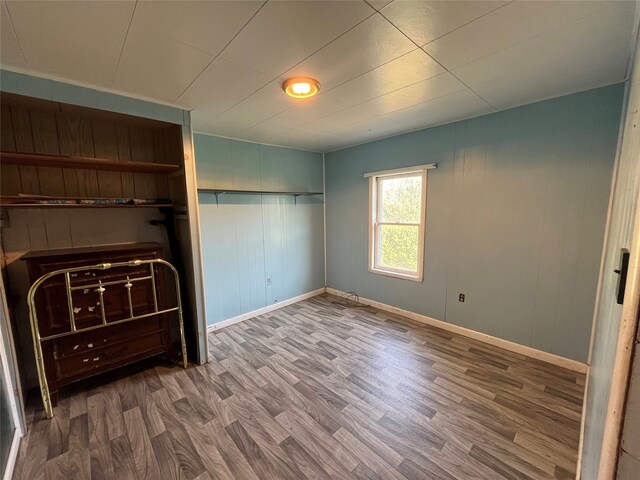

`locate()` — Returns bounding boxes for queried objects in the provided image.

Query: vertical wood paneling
[582,50,640,477]
[76,171,100,197]
[217,195,242,319]
[152,130,167,164]
[42,210,73,249]
[325,85,624,363]
[57,113,95,157]
[198,194,225,324]
[0,164,21,195]
[129,127,154,164]
[0,79,186,391]
[11,107,35,152]
[0,105,16,151]
[91,119,120,160]
[97,172,124,198]
[121,173,135,197]
[212,137,234,190]
[30,110,59,155]
[62,170,80,197]
[193,134,213,188]
[0,106,20,195]
[164,126,183,166]
[11,106,40,195]
[195,134,325,325]
[133,173,158,199]
[31,109,66,196]
[116,124,131,161]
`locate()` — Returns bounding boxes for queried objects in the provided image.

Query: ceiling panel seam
[363,0,385,13]
[239,67,459,138]
[111,0,139,85]
[437,6,610,78]
[302,82,467,134]
[235,44,430,134]
[174,0,269,102]
[192,6,379,128]
[374,4,499,110]
[3,1,29,70]
[418,0,513,46]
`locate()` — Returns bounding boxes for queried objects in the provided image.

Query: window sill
[369,267,423,283]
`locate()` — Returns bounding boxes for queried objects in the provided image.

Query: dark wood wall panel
[1,106,16,151]
[1,97,182,166]
[1,106,21,195]
[30,111,59,155]
[57,113,95,157]
[116,124,132,161]
[11,107,35,152]
[0,98,181,200]
[91,119,119,160]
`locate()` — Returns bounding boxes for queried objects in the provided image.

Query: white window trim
[368,165,431,282]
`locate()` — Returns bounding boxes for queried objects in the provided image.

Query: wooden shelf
[0,151,180,174]
[1,195,172,209]
[198,188,323,196]
[0,203,173,209]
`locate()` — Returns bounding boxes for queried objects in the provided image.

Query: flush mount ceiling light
[282,77,320,99]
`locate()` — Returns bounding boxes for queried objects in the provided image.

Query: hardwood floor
[13,293,585,479]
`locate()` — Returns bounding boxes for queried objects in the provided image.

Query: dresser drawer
[23,243,173,400]
[53,317,164,359]
[54,330,166,382]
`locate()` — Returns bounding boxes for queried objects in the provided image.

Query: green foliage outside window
[377,176,422,272]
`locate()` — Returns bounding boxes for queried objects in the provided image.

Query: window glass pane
[378,224,419,272]
[379,175,422,224]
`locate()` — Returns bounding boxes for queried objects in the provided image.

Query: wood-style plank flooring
[13,294,585,479]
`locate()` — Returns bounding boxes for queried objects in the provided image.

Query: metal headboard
[27,258,188,419]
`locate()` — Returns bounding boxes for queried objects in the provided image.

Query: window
[368,166,429,282]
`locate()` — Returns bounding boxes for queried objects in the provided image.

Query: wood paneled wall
[194,134,325,325]
[325,84,624,364]
[195,135,324,193]
[0,94,186,389]
[1,207,170,388]
[0,93,182,199]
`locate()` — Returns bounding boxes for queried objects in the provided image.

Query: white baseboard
[206,288,326,333]
[326,287,588,374]
[3,429,20,480]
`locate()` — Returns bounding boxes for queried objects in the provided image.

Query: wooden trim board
[206,284,586,374]
[597,187,640,479]
[0,151,180,174]
[181,124,209,366]
[3,430,20,480]
[206,288,326,333]
[326,287,588,374]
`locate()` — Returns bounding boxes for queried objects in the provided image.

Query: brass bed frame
[27,258,188,419]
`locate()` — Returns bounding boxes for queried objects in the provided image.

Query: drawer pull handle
[82,358,89,363]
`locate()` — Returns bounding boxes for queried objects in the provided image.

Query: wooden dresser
[23,243,173,404]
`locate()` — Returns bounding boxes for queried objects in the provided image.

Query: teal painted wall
[0,69,187,125]
[195,134,324,325]
[325,85,624,362]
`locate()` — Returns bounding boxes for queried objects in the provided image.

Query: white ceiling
[1,0,637,152]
